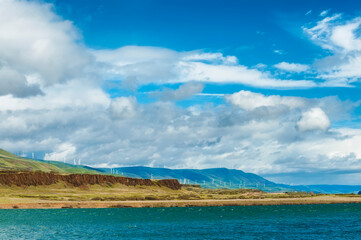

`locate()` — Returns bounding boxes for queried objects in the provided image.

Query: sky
[1,0,361,185]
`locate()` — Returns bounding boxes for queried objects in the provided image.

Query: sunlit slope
[35,159,101,174]
[0,149,99,174]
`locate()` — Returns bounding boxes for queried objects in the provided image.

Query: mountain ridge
[2,148,361,194]
[98,166,361,194]
[97,166,285,192]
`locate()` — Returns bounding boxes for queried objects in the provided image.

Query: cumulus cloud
[3,0,361,185]
[93,46,180,87]
[274,62,310,73]
[226,90,306,111]
[150,82,204,101]
[0,0,90,97]
[1,0,318,94]
[109,97,137,119]
[0,86,360,184]
[296,108,330,132]
[0,66,42,97]
[0,80,109,112]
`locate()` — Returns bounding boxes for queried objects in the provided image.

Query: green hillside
[0,149,99,174]
[98,166,361,194]
[98,166,290,192]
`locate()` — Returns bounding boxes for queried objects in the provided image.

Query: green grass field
[0,149,99,174]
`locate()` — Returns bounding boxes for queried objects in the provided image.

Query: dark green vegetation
[0,149,98,174]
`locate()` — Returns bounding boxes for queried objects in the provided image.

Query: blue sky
[52,0,361,103]
[1,0,361,184]
[49,0,355,61]
[52,0,356,54]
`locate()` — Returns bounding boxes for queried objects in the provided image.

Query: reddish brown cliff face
[0,171,181,190]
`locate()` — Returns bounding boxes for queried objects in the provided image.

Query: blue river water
[1,204,361,239]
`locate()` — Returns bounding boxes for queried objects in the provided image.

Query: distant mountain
[98,166,361,194]
[285,185,361,194]
[2,148,361,194]
[97,166,289,192]
[0,149,99,174]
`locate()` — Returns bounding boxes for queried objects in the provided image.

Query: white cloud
[94,46,178,66]
[273,49,284,55]
[226,90,306,111]
[182,52,238,64]
[0,86,359,184]
[109,97,137,120]
[93,46,316,89]
[330,19,361,51]
[254,63,267,69]
[178,61,315,88]
[0,0,90,97]
[274,62,310,73]
[2,0,361,185]
[0,66,42,97]
[304,15,361,85]
[0,80,109,111]
[296,108,330,132]
[320,9,329,17]
[150,82,204,101]
[303,14,342,50]
[44,143,76,162]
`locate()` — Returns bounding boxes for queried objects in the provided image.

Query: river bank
[2,196,361,209]
[1,173,360,209]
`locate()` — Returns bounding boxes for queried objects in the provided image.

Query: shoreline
[2,196,361,209]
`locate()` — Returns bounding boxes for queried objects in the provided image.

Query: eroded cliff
[0,171,181,190]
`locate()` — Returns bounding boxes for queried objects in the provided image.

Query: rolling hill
[97,166,288,192]
[2,148,361,194]
[98,166,361,194]
[284,184,361,194]
[0,149,99,174]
